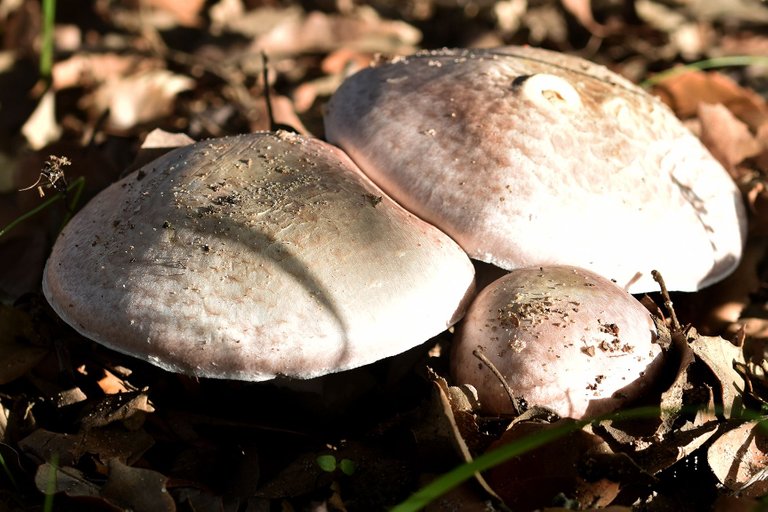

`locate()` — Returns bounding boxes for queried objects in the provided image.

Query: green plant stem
[641,55,768,87]
[40,0,56,85]
[0,176,85,239]
[0,450,19,490]
[42,453,58,512]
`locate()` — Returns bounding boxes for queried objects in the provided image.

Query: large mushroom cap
[43,131,475,381]
[324,46,746,293]
[451,265,661,419]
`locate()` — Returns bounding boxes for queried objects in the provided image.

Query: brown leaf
[52,53,159,91]
[21,88,61,150]
[97,368,134,395]
[252,6,421,56]
[34,463,100,498]
[20,426,154,468]
[82,428,155,465]
[20,429,83,467]
[122,128,196,176]
[101,459,176,512]
[483,419,620,510]
[689,335,747,418]
[698,102,762,171]
[653,71,768,130]
[87,70,194,131]
[79,391,155,430]
[640,421,719,476]
[707,421,768,497]
[658,334,698,434]
[145,0,205,27]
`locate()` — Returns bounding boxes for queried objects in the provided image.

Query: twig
[472,348,522,416]
[651,269,681,333]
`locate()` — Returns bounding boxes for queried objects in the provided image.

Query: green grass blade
[40,0,56,84]
[0,176,85,239]
[641,55,768,87]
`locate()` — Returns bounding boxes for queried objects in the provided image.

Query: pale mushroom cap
[324,46,747,293]
[451,265,661,418]
[43,131,476,380]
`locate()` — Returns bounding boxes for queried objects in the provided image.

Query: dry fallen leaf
[483,419,621,510]
[101,459,176,512]
[689,335,748,418]
[21,88,61,150]
[35,463,100,499]
[145,0,205,27]
[251,6,421,56]
[653,71,768,130]
[79,391,155,430]
[698,102,762,171]
[52,53,160,91]
[707,420,768,497]
[87,69,194,131]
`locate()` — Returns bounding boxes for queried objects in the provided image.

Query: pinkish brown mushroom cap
[324,46,746,293]
[451,265,662,418]
[43,131,476,380]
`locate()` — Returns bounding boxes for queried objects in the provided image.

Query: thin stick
[472,348,521,416]
[651,269,681,333]
[261,52,277,131]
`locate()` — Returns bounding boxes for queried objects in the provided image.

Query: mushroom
[324,46,746,293]
[43,131,476,381]
[451,265,661,418]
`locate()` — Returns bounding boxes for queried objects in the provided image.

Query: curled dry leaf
[707,421,768,497]
[78,391,154,430]
[689,334,748,419]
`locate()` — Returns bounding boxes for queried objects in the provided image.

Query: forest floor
[2,0,768,511]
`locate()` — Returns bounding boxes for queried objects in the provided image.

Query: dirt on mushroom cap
[451,265,662,419]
